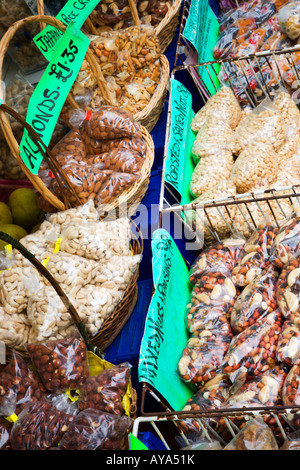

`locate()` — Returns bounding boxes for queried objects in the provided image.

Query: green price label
[34,0,101,61]
[138,229,193,411]
[164,79,195,204]
[19,23,90,175]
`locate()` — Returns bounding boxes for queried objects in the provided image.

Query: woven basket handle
[0,230,105,358]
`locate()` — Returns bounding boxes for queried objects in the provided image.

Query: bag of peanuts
[231,223,279,286]
[0,266,45,315]
[191,113,235,164]
[0,351,46,417]
[230,265,279,334]
[59,409,132,450]
[221,310,283,387]
[230,100,287,156]
[189,149,234,197]
[178,329,233,388]
[277,319,300,366]
[223,417,279,450]
[282,364,300,427]
[60,217,132,260]
[10,399,75,450]
[230,140,279,194]
[26,332,90,394]
[77,363,131,415]
[188,238,245,286]
[0,418,11,450]
[276,256,300,322]
[270,214,300,269]
[190,86,242,133]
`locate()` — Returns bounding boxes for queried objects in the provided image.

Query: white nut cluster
[190,149,234,197]
[91,254,142,291]
[45,252,98,290]
[60,218,131,260]
[0,306,31,350]
[230,108,287,155]
[0,266,45,315]
[274,91,300,127]
[230,141,278,194]
[48,199,99,232]
[191,86,242,132]
[276,130,300,166]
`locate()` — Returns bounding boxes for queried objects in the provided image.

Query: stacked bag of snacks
[187,84,300,239]
[0,200,141,350]
[213,0,300,104]
[178,217,300,447]
[0,333,133,450]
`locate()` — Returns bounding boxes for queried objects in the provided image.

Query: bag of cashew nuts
[0,351,46,417]
[0,266,45,315]
[12,220,59,268]
[45,252,98,290]
[277,319,300,366]
[60,217,132,261]
[47,199,99,233]
[0,307,31,351]
[90,254,142,291]
[230,100,287,156]
[77,363,131,415]
[224,417,279,450]
[230,140,278,194]
[190,86,242,133]
[26,332,90,394]
[230,264,279,334]
[221,310,283,388]
[188,237,245,286]
[59,409,132,450]
[191,113,235,164]
[231,223,279,287]
[10,399,75,450]
[276,256,300,322]
[189,148,234,197]
[270,214,300,269]
[178,329,233,388]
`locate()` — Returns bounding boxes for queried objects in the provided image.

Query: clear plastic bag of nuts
[223,417,279,450]
[0,307,31,351]
[189,148,234,197]
[77,363,131,414]
[190,86,242,133]
[188,238,245,286]
[0,351,46,417]
[59,409,132,450]
[229,100,287,156]
[276,256,300,322]
[90,254,142,291]
[230,264,279,334]
[47,199,99,233]
[0,266,45,315]
[231,223,279,287]
[270,214,300,269]
[26,332,90,393]
[230,140,278,194]
[10,399,75,450]
[45,252,98,290]
[277,319,300,366]
[59,217,132,260]
[282,364,300,427]
[278,1,300,39]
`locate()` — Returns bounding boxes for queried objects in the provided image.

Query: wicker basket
[0,15,156,214]
[77,0,181,54]
[36,2,170,131]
